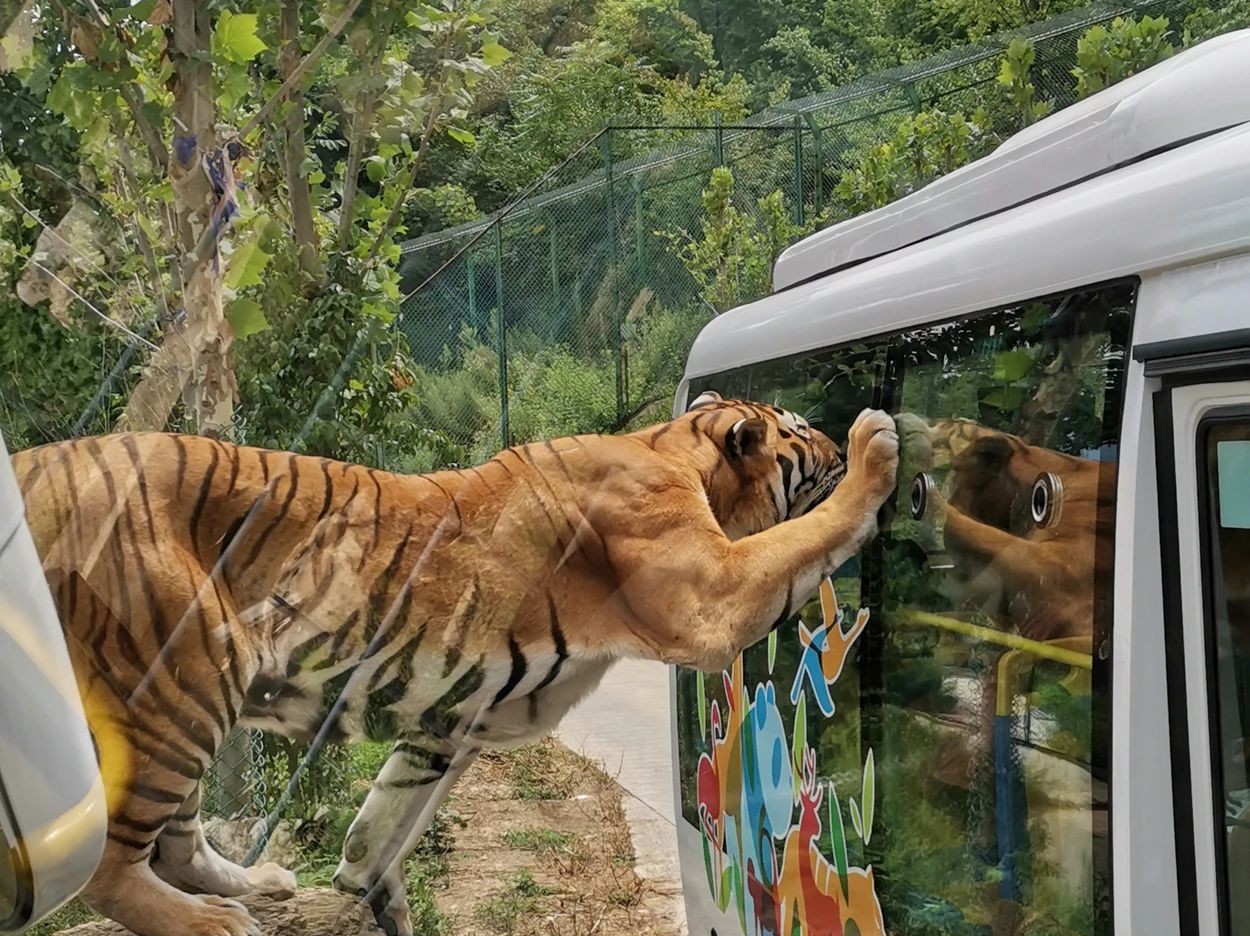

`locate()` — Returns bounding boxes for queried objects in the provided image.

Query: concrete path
[556,658,688,934]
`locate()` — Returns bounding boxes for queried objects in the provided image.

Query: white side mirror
[0,432,105,931]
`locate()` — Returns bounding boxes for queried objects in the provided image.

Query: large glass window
[1199,415,1250,935]
[676,281,1132,936]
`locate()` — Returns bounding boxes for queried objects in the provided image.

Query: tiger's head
[683,390,846,540]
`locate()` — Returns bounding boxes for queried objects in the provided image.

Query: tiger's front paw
[844,408,899,505]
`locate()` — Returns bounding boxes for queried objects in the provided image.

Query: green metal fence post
[467,252,478,332]
[494,219,509,448]
[804,113,824,217]
[633,174,645,279]
[603,127,624,421]
[548,213,560,340]
[793,115,805,227]
[903,80,923,113]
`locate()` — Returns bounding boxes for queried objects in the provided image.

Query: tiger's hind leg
[78,703,263,936]
[59,565,272,936]
[152,785,297,900]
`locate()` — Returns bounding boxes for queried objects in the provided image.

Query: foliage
[1073,14,1175,98]
[663,166,818,313]
[682,0,1094,105]
[1184,0,1250,44]
[833,108,995,215]
[437,3,751,212]
[997,37,1053,127]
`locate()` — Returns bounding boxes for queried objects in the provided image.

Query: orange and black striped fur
[13,393,899,936]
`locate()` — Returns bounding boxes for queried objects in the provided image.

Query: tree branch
[235,0,367,141]
[361,88,443,262]
[280,0,321,279]
[336,36,387,251]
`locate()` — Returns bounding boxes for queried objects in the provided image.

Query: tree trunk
[336,39,385,250]
[281,0,321,280]
[146,0,236,436]
[114,324,195,432]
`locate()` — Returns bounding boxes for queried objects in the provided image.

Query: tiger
[897,415,1112,800]
[910,416,1113,642]
[12,392,899,936]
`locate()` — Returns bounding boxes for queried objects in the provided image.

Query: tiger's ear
[728,417,773,477]
[688,390,723,411]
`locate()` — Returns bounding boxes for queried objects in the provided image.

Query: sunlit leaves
[1073,15,1174,98]
[213,11,267,64]
[227,297,269,338]
[446,126,475,145]
[479,40,510,67]
[225,235,273,289]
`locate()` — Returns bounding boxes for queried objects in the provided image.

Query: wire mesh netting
[392,0,1204,464]
[217,0,1210,825]
[2,0,1222,834]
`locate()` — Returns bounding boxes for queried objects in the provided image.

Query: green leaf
[129,0,158,20]
[446,126,476,146]
[47,72,93,130]
[225,237,272,289]
[828,783,850,901]
[862,747,875,846]
[695,672,706,740]
[365,156,387,183]
[993,349,1035,382]
[849,796,863,839]
[307,169,325,185]
[767,629,777,674]
[217,64,252,110]
[226,298,269,339]
[791,695,806,798]
[982,386,1028,412]
[214,11,267,64]
[479,41,511,67]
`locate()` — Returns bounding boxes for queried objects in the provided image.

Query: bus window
[1199,417,1250,935]
[675,280,1132,936]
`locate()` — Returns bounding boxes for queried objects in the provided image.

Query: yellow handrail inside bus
[897,609,1093,670]
[896,609,1094,716]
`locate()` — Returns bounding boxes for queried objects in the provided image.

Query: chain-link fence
[199,0,1211,829]
[392,0,1205,465]
[2,0,1218,837]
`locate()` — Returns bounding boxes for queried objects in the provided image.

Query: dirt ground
[432,738,681,936]
[31,737,681,936]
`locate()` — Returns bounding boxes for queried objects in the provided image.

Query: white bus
[670,30,1250,936]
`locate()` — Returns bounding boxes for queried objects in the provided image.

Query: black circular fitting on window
[909,472,936,521]
[1030,471,1064,528]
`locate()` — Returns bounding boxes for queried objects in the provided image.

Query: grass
[500,738,579,801]
[473,871,557,934]
[24,900,99,936]
[502,826,571,853]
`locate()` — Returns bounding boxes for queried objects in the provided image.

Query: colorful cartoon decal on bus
[694,578,885,936]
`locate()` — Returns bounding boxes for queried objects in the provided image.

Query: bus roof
[772,30,1250,292]
[682,115,1250,382]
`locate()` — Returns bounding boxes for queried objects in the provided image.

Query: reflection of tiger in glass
[12,394,897,936]
[904,415,1113,642]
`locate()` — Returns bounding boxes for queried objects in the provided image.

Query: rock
[202,817,303,868]
[59,889,383,936]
